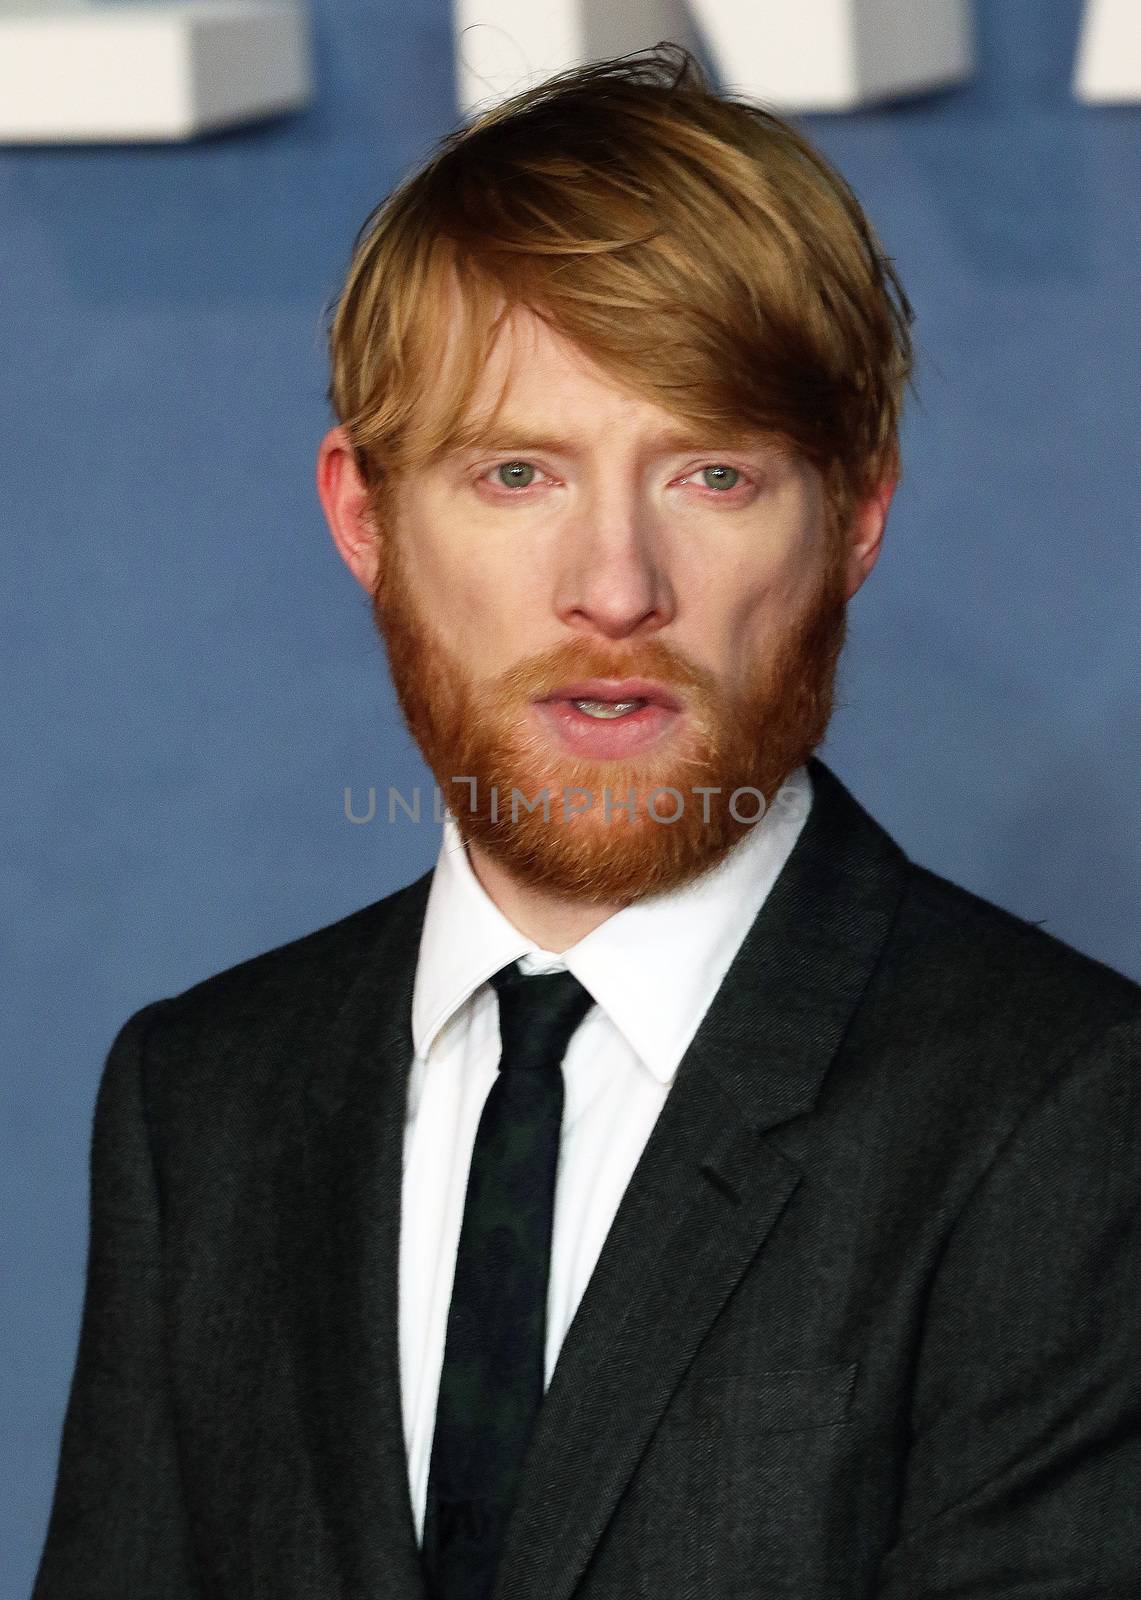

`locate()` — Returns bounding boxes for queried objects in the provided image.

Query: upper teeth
[572,698,645,718]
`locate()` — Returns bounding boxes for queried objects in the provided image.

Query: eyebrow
[459,422,779,457]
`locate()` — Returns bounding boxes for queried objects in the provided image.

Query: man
[34,44,1141,1600]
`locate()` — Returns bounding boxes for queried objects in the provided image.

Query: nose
[552,487,677,641]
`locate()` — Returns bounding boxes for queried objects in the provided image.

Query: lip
[531,696,682,760]
[537,678,683,712]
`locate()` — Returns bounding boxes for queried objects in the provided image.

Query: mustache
[490,636,721,706]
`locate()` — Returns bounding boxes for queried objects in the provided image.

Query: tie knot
[489,964,594,1073]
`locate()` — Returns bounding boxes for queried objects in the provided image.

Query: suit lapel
[491,758,909,1600]
[290,871,433,1600]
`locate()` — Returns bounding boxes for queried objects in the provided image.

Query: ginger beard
[372,519,848,905]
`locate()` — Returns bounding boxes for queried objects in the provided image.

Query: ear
[843,476,896,601]
[316,425,382,594]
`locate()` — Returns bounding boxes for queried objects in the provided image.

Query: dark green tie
[421,962,595,1600]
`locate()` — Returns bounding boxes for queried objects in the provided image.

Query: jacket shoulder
[808,758,1140,1043]
[886,857,1141,1049]
[821,850,1141,1184]
[173,868,430,1012]
[123,869,433,1106]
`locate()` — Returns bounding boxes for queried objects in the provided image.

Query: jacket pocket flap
[693,1360,858,1434]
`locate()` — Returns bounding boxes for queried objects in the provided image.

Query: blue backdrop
[3,1,1138,1589]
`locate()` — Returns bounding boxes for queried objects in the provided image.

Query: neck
[465,838,625,953]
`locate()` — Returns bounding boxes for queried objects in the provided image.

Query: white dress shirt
[399,764,814,1544]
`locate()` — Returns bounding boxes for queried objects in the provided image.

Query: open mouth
[538,678,682,713]
[533,678,683,755]
[566,697,648,719]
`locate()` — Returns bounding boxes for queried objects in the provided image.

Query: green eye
[496,461,537,488]
[702,465,740,490]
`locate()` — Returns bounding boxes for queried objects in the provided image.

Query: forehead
[432,299,782,458]
[464,304,650,429]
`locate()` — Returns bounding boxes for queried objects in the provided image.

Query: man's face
[343,307,882,903]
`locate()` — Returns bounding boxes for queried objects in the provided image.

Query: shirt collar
[411,765,813,1084]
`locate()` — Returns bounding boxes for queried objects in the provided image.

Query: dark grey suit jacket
[33,758,1141,1599]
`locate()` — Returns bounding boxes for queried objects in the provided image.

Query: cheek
[683,551,793,655]
[407,526,548,665]
[689,544,826,689]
